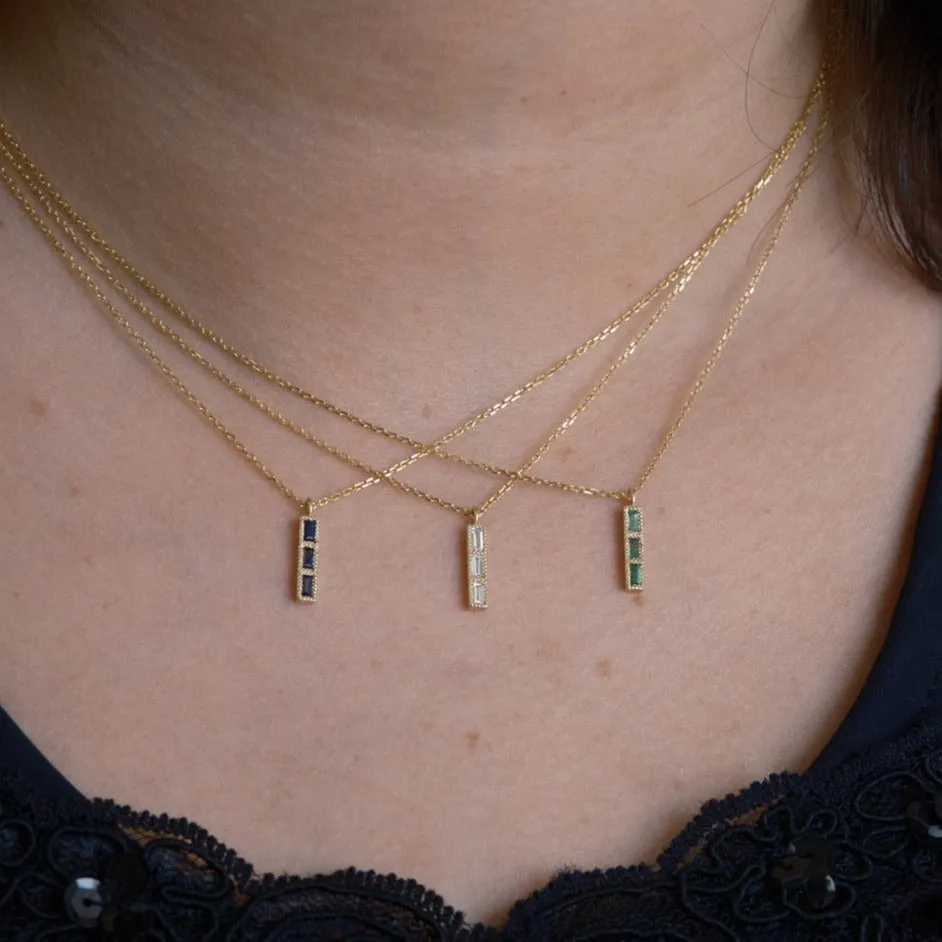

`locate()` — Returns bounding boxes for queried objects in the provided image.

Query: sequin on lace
[5,719,942,940]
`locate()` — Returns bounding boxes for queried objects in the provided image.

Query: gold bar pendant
[467,522,488,610]
[623,505,644,591]
[296,514,319,602]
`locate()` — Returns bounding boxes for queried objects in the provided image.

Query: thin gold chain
[0,161,473,513]
[0,155,682,516]
[481,101,827,515]
[0,76,824,518]
[634,109,828,497]
[0,74,821,511]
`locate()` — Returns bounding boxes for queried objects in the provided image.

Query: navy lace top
[2,409,942,940]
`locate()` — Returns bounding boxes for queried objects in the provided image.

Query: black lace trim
[4,719,942,940]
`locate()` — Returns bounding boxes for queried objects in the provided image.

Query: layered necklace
[0,72,827,610]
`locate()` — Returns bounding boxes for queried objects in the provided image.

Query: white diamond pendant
[466,522,488,610]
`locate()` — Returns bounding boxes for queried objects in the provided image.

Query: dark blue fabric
[8,716,942,940]
[0,703,84,802]
[808,400,942,777]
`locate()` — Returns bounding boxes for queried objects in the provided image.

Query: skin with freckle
[27,396,48,418]
[0,0,941,928]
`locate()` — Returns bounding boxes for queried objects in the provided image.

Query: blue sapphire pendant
[297,503,319,602]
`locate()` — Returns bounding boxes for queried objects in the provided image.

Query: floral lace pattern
[4,719,942,940]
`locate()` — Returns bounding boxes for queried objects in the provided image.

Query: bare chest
[1,241,941,927]
[0,422,936,924]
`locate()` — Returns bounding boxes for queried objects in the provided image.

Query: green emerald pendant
[623,505,644,591]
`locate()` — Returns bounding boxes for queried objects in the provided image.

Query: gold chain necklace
[0,77,825,608]
[0,77,819,508]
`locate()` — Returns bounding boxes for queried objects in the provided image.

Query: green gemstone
[629,563,644,588]
[627,508,642,532]
[628,537,642,560]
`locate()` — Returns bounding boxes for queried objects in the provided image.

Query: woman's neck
[0,1,820,423]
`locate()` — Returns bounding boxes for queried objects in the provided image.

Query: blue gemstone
[301,575,315,598]
[303,519,317,542]
[303,547,316,569]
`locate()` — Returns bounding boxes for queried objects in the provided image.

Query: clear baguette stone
[466,523,488,609]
